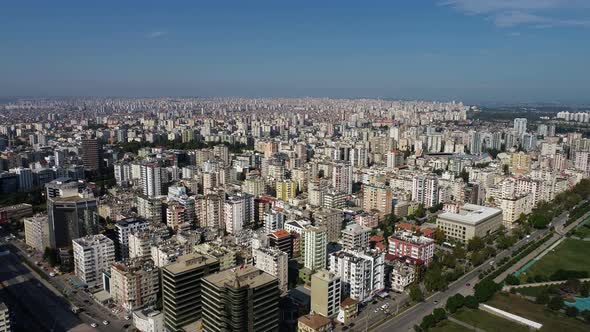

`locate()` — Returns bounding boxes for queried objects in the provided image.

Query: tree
[503,164,510,175]
[409,284,424,302]
[563,278,581,293]
[460,169,469,183]
[535,292,550,305]
[445,294,465,313]
[467,236,484,252]
[434,228,446,245]
[470,251,486,266]
[529,213,551,229]
[474,279,501,302]
[548,295,564,311]
[420,315,436,330]
[505,274,520,286]
[464,295,479,309]
[580,282,590,297]
[582,310,590,324]
[432,308,447,322]
[566,306,579,317]
[452,246,466,260]
[424,263,447,292]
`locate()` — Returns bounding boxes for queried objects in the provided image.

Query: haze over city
[1,0,590,103]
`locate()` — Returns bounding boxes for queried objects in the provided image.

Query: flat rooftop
[162,253,218,275]
[203,265,276,289]
[438,204,501,225]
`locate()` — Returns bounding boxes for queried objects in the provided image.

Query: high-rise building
[0,302,10,332]
[275,180,296,201]
[141,163,164,198]
[469,130,482,155]
[202,265,279,332]
[72,234,115,288]
[313,208,343,243]
[513,118,527,136]
[23,215,49,252]
[303,226,327,272]
[47,194,98,249]
[341,223,370,251]
[412,175,439,207]
[162,253,220,332]
[114,217,149,260]
[361,185,392,217]
[268,230,293,258]
[253,247,289,294]
[388,231,435,265]
[110,259,159,311]
[331,161,352,194]
[328,249,385,303]
[45,177,80,199]
[81,138,102,174]
[311,269,341,318]
[224,193,254,234]
[9,167,33,191]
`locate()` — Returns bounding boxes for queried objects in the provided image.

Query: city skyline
[1,1,590,103]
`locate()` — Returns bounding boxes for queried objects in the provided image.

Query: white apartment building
[73,234,115,288]
[332,161,352,194]
[141,164,163,198]
[341,223,370,251]
[224,193,254,234]
[0,303,10,332]
[115,218,149,260]
[132,308,165,332]
[328,249,385,303]
[23,215,49,252]
[303,226,327,271]
[412,175,439,208]
[253,247,289,294]
[264,209,286,234]
[391,260,417,292]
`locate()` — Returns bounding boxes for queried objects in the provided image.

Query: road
[372,222,552,331]
[6,236,131,332]
[0,245,84,331]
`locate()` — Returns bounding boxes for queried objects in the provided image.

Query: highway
[371,224,552,331]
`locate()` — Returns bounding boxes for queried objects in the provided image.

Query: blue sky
[1,0,589,103]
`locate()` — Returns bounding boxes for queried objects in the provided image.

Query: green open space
[572,217,590,239]
[487,293,589,332]
[428,319,471,332]
[525,238,590,279]
[514,285,551,298]
[452,308,529,332]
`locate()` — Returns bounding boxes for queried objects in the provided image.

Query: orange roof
[370,235,384,242]
[271,229,290,238]
[395,223,420,231]
[375,243,387,251]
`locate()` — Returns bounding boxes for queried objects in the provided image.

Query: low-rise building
[297,313,332,332]
[388,231,435,266]
[73,234,115,288]
[436,204,502,243]
[132,308,164,332]
[390,260,417,292]
[23,215,49,252]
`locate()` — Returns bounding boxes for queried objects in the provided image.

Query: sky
[1,0,589,103]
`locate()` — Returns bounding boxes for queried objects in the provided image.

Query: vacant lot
[526,238,590,279]
[453,308,529,332]
[428,319,471,332]
[487,293,589,332]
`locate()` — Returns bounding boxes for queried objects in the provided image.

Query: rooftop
[163,253,218,275]
[298,313,331,330]
[438,204,502,224]
[203,264,276,289]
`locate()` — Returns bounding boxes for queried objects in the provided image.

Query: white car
[124,315,130,320]
[102,320,109,325]
[90,323,97,328]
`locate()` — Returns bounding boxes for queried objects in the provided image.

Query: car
[374,309,379,313]
[433,300,439,304]
[526,235,531,239]
[466,283,471,287]
[124,315,130,320]
[102,320,109,325]
[90,323,97,328]
[49,272,56,277]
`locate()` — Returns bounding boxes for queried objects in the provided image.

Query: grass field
[428,319,471,332]
[526,238,590,278]
[515,285,551,297]
[487,293,590,332]
[573,217,590,239]
[453,308,529,332]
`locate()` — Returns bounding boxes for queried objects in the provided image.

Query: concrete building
[297,313,332,332]
[391,260,417,292]
[362,185,392,217]
[0,302,10,332]
[111,259,159,311]
[311,269,341,318]
[202,265,279,332]
[23,215,49,252]
[81,138,102,174]
[332,161,352,194]
[73,234,115,288]
[136,195,163,224]
[412,175,439,208]
[303,226,327,272]
[328,249,385,303]
[114,218,149,260]
[224,193,254,234]
[276,180,296,201]
[47,194,98,249]
[132,308,164,332]
[313,208,343,243]
[253,247,289,294]
[162,253,220,332]
[388,231,435,266]
[436,204,502,243]
[268,230,293,259]
[141,163,164,198]
[341,223,370,251]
